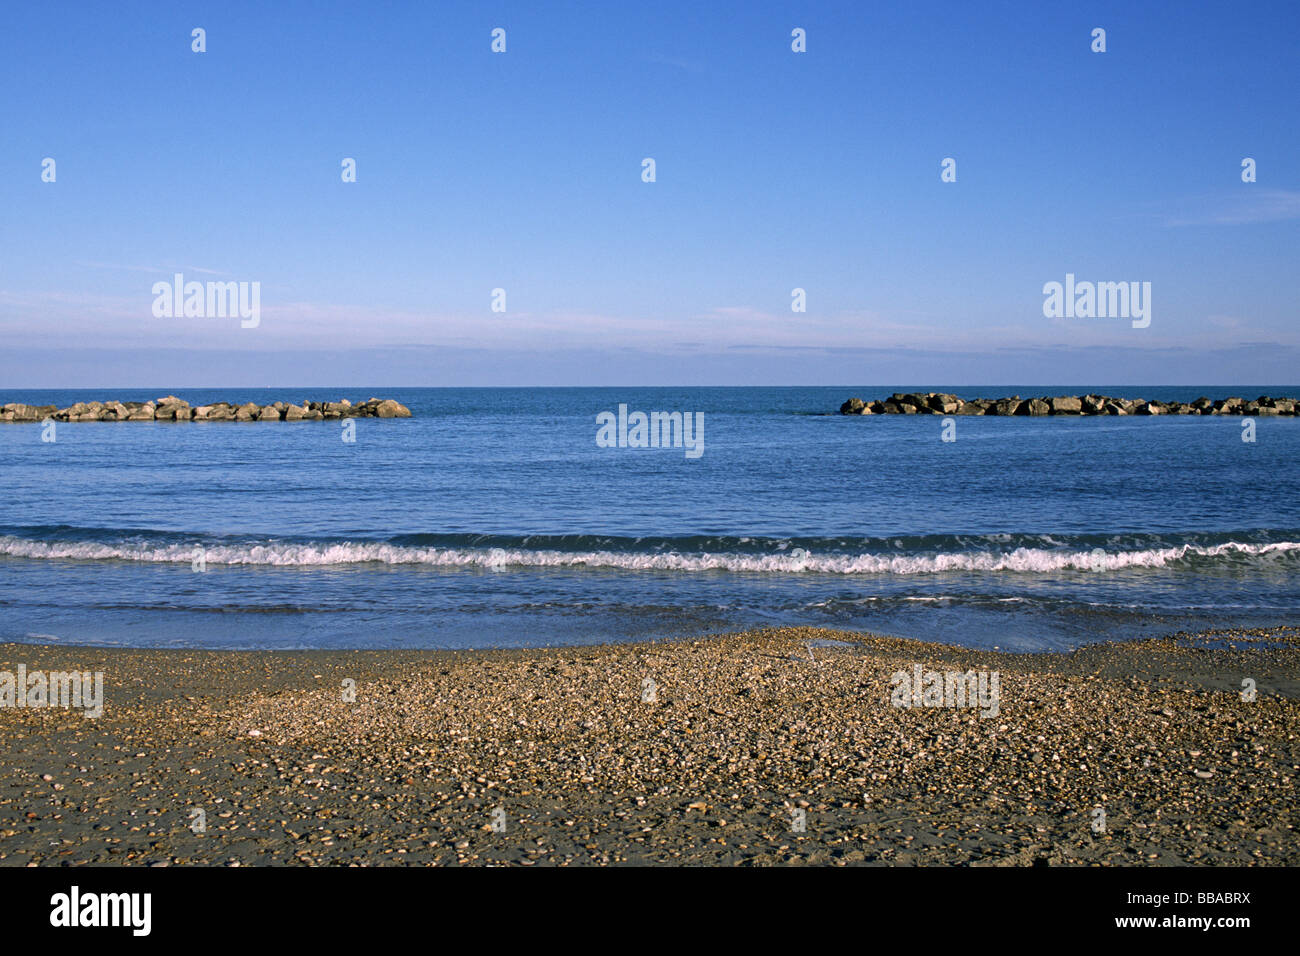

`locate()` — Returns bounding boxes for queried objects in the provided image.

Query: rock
[151,398,182,419]
[836,392,1300,419]
[1,397,413,423]
[1216,398,1244,414]
[991,398,1023,416]
[891,393,927,411]
[1,403,42,422]
[1049,396,1082,415]
[63,401,103,422]
[153,396,190,420]
[213,405,236,421]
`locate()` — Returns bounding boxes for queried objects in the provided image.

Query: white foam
[1,535,1296,574]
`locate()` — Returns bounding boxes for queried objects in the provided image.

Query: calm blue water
[1,386,1297,651]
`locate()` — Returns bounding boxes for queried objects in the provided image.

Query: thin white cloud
[644,52,704,73]
[74,261,232,276]
[1164,189,1300,227]
[3,289,1298,353]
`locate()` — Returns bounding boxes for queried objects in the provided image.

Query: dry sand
[1,626,1296,866]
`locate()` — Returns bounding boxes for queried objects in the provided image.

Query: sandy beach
[1,626,1295,866]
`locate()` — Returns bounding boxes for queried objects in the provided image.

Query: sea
[1,386,1296,652]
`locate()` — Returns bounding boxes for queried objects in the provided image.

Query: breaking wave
[1,527,1297,575]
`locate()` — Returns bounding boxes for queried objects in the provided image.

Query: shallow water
[1,386,1296,650]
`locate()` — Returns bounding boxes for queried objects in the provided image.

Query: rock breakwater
[839,393,1299,416]
[0,396,413,423]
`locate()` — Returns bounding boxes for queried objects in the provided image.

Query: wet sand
[1,626,1296,866]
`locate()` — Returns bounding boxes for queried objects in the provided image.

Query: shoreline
[2,625,1296,866]
[3,619,1297,656]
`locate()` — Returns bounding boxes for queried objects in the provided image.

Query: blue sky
[2,0,1297,386]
